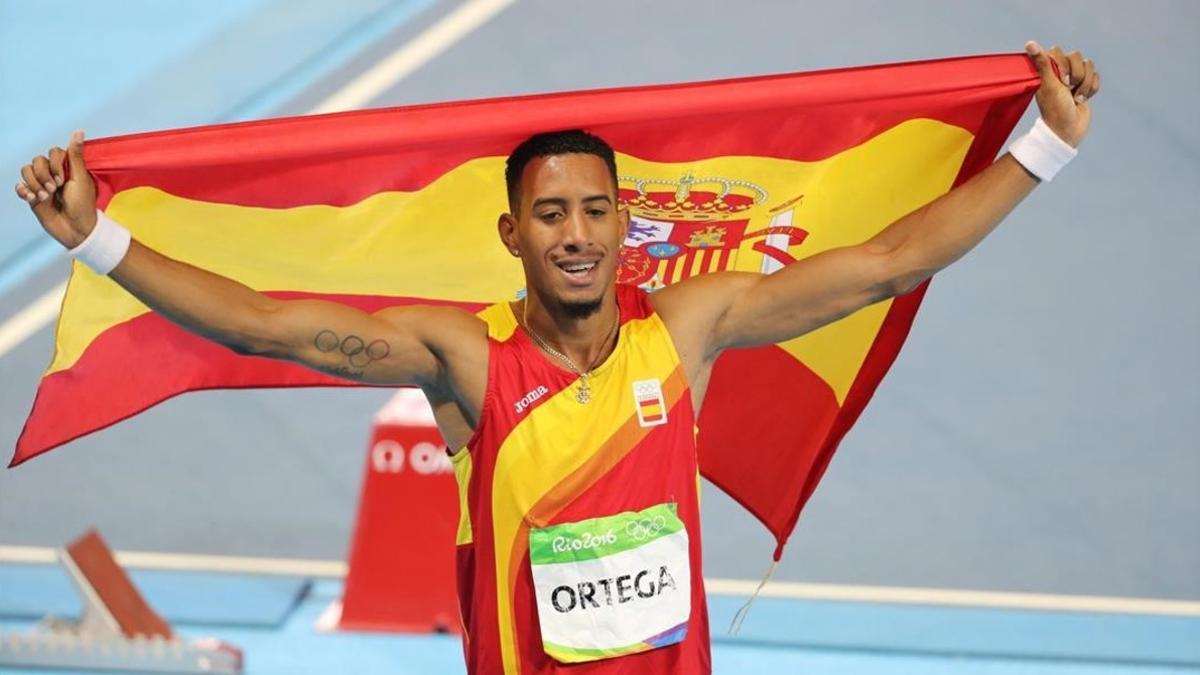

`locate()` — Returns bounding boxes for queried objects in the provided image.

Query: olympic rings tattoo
[314,329,390,369]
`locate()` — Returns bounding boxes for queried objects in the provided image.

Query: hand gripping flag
[13,54,1038,559]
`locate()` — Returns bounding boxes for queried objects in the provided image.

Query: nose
[561,209,590,253]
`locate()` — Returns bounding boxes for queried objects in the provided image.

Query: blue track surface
[1,566,1196,674]
[0,564,308,627]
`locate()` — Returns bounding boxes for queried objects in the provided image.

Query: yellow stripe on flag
[640,402,663,418]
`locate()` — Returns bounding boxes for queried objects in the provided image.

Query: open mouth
[555,259,599,285]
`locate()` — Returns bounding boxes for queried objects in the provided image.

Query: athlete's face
[499,153,628,318]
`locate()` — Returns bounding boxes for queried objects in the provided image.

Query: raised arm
[14,133,487,390]
[107,241,484,386]
[657,42,1099,364]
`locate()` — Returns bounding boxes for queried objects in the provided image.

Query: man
[15,42,1097,674]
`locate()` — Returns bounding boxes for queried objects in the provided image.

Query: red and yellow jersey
[452,284,711,674]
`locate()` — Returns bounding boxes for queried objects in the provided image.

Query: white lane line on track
[0,0,516,357]
[0,545,346,578]
[703,578,1200,618]
[3,544,1197,617]
[0,281,66,359]
[310,0,517,114]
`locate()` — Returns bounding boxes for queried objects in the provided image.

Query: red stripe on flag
[680,252,699,280]
[84,54,1039,210]
[663,256,678,283]
[698,345,841,530]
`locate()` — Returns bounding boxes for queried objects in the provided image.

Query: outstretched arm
[107,240,481,385]
[14,132,486,388]
[657,42,1100,361]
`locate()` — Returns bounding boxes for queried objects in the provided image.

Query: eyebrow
[530,195,613,210]
[531,197,567,210]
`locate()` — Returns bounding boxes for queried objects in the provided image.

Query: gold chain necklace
[521,305,619,404]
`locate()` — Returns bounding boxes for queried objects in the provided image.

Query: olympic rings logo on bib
[625,515,667,541]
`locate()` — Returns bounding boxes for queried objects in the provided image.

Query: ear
[618,203,630,241]
[498,212,520,257]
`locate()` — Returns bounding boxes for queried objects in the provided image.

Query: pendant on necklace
[576,375,591,404]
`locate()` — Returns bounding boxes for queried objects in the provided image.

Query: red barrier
[336,389,461,634]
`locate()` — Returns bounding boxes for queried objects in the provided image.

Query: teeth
[563,263,595,273]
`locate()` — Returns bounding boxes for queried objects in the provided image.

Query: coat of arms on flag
[617,172,809,291]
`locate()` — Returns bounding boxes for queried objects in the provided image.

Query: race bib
[529,503,691,663]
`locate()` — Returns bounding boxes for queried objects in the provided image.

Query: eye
[587,208,608,217]
[538,211,564,223]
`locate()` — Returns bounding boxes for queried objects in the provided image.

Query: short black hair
[505,129,618,211]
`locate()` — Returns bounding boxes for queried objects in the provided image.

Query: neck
[519,287,619,371]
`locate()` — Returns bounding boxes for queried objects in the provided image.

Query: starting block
[0,529,242,673]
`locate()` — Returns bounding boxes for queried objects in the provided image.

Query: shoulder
[474,299,520,341]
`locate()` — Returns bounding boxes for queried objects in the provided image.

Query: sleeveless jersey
[451,284,711,674]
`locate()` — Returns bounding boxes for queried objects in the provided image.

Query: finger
[1048,46,1070,87]
[1066,50,1086,88]
[1024,41,1063,88]
[20,166,57,219]
[1084,69,1100,99]
[48,147,66,187]
[1073,59,1096,102]
[66,130,88,182]
[31,156,56,196]
[21,164,49,203]
[15,182,36,204]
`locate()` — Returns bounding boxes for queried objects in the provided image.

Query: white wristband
[1008,117,1077,182]
[69,210,131,275]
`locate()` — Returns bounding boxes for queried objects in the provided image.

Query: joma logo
[515,385,550,414]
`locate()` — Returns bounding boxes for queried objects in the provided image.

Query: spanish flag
[13,54,1038,558]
